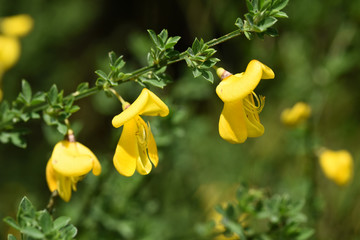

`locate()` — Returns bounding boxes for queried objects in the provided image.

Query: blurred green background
[1,0,360,239]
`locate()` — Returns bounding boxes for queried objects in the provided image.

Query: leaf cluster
[0,80,91,147]
[235,0,289,39]
[185,38,220,83]
[95,51,130,88]
[213,186,314,240]
[4,197,77,240]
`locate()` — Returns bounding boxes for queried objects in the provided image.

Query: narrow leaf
[21,79,32,103]
[3,217,21,231]
[53,216,71,230]
[147,29,159,46]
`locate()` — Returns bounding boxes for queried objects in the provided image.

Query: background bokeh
[1,0,360,239]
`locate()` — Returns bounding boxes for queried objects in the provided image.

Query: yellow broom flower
[112,88,169,177]
[319,149,353,185]
[281,102,311,127]
[0,14,34,37]
[216,60,274,143]
[46,135,101,202]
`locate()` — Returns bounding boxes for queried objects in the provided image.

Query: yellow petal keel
[113,119,139,177]
[112,88,169,128]
[219,100,248,144]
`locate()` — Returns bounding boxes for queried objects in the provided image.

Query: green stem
[0,29,244,132]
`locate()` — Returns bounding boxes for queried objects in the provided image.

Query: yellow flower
[0,36,20,71]
[112,88,169,177]
[216,60,274,143]
[281,102,311,127]
[46,139,101,202]
[319,149,353,185]
[0,14,34,37]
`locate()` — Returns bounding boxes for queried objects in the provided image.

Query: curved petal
[244,95,264,137]
[0,14,33,37]
[51,141,94,176]
[134,117,152,175]
[136,144,153,175]
[46,159,57,192]
[0,36,20,70]
[75,142,102,176]
[219,100,248,144]
[112,88,169,128]
[57,174,72,202]
[113,119,139,177]
[147,123,159,167]
[216,60,274,102]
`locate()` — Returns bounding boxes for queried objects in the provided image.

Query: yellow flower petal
[244,95,264,137]
[0,36,20,70]
[51,141,94,176]
[134,117,153,175]
[281,102,311,127]
[319,149,353,185]
[57,174,72,202]
[216,60,274,102]
[113,119,139,177]
[0,14,33,37]
[46,159,57,192]
[147,123,159,167]
[112,88,169,128]
[136,143,153,175]
[219,99,248,143]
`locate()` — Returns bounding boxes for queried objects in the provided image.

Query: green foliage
[211,186,314,239]
[3,197,77,240]
[185,38,220,83]
[235,0,289,39]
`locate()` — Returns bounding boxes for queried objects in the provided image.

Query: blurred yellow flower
[281,102,311,127]
[0,14,34,37]
[216,60,274,143]
[0,36,20,71]
[46,137,101,202]
[0,14,33,101]
[112,88,169,177]
[319,149,353,185]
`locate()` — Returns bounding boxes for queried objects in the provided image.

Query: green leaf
[265,27,279,37]
[192,38,201,54]
[235,18,244,29]
[272,0,289,11]
[158,29,168,46]
[53,216,71,230]
[60,224,77,238]
[147,29,159,46]
[252,0,259,11]
[21,79,32,104]
[57,122,68,135]
[31,92,46,105]
[38,210,53,233]
[273,11,288,18]
[95,70,108,81]
[192,68,202,78]
[246,0,253,11]
[7,234,17,240]
[201,70,214,83]
[258,16,278,31]
[47,85,58,106]
[165,36,181,49]
[3,217,21,231]
[21,226,44,239]
[68,105,80,113]
[108,51,117,66]
[76,82,89,93]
